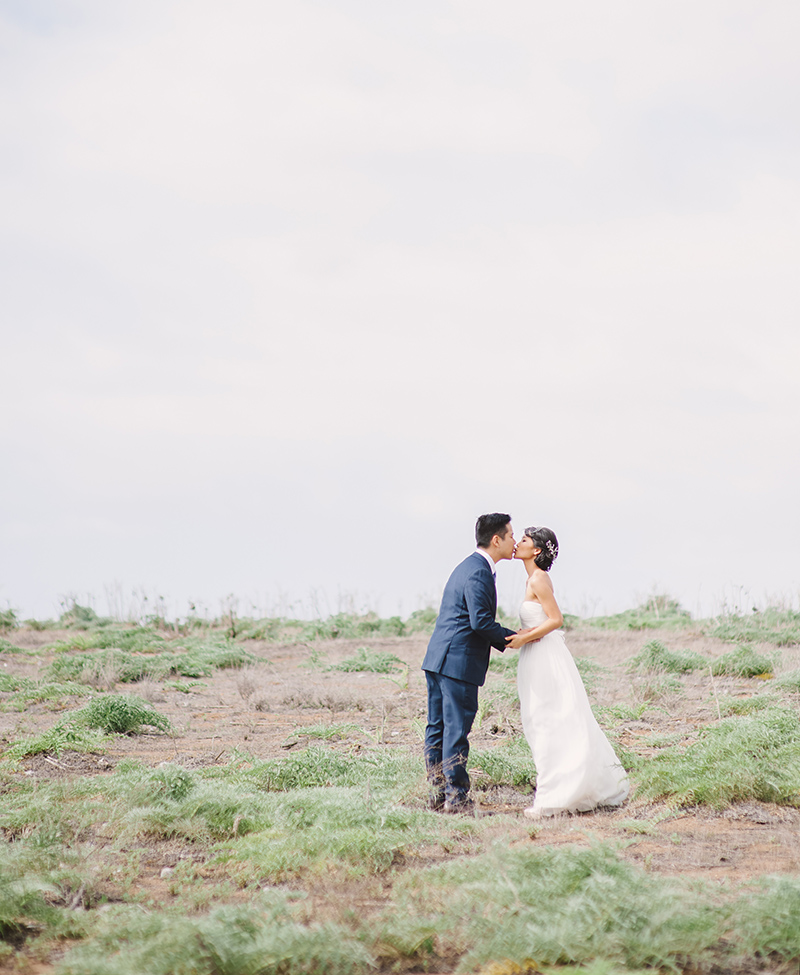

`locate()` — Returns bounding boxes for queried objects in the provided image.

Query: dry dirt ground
[2,623,800,972]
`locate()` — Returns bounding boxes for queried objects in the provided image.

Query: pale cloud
[1,0,799,618]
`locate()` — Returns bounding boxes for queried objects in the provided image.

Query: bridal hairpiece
[546,539,558,560]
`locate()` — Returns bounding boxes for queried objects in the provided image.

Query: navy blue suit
[422,552,515,802]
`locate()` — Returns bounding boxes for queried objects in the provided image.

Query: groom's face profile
[494,523,516,561]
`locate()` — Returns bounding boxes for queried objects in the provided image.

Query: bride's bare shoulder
[529,568,554,596]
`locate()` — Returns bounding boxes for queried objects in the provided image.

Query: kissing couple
[421,512,629,817]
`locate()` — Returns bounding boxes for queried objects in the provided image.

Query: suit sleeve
[463,571,516,651]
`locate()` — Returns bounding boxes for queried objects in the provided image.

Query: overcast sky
[2,0,799,622]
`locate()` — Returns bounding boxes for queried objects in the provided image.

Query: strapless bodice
[520,600,547,628]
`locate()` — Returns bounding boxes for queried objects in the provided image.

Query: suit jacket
[422,551,515,687]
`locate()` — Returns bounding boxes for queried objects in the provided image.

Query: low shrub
[628,640,706,675]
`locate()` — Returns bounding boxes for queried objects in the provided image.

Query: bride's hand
[506,629,538,650]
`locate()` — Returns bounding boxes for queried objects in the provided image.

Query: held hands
[505,628,540,650]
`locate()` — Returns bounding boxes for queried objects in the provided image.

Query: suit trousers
[423,670,479,801]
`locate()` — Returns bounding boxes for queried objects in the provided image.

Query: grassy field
[1,597,799,974]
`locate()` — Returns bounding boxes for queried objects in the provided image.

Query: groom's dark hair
[475,513,511,548]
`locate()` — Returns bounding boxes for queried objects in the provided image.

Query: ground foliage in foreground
[630,706,800,807]
[2,597,800,972]
[0,752,799,974]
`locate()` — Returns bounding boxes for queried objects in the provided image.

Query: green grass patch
[470,737,535,790]
[0,678,88,712]
[382,842,722,972]
[775,668,800,691]
[731,874,800,961]
[574,656,606,693]
[631,706,800,807]
[58,900,372,975]
[292,722,369,742]
[0,866,60,948]
[330,647,405,674]
[303,613,407,640]
[250,745,417,793]
[628,640,706,674]
[46,638,253,687]
[717,694,778,716]
[213,788,451,882]
[0,636,31,654]
[487,648,519,675]
[1,695,170,761]
[710,645,775,678]
[708,607,800,647]
[0,674,31,693]
[2,723,110,761]
[77,694,172,735]
[584,595,693,631]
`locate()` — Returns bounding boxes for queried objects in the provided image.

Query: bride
[505,527,629,818]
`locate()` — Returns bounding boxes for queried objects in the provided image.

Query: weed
[237,670,257,703]
[631,706,800,807]
[0,679,88,713]
[2,723,109,760]
[0,609,17,631]
[292,723,368,742]
[77,694,172,735]
[331,647,405,674]
[710,645,775,678]
[593,703,648,724]
[404,606,438,633]
[628,640,706,674]
[213,788,451,881]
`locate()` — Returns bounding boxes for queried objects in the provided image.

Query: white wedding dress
[517,601,629,816]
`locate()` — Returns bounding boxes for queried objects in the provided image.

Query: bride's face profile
[514,535,540,561]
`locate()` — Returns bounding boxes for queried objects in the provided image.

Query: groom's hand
[506,629,539,649]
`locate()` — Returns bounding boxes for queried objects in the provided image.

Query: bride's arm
[505,576,563,649]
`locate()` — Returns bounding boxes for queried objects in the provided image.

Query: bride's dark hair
[524,527,559,571]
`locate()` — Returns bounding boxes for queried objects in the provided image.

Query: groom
[421,513,517,814]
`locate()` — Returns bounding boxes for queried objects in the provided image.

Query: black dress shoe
[442,798,475,815]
